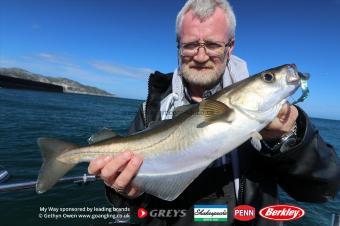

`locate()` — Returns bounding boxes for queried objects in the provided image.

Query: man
[88,0,339,225]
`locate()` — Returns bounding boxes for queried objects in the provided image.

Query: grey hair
[176,0,236,42]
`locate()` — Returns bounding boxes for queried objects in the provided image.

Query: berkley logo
[233,205,255,221]
[259,205,305,221]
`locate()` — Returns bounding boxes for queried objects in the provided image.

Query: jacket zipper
[144,74,153,127]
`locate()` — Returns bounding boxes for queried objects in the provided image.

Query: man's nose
[193,47,209,63]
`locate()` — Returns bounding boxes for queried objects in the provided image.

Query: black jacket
[106,71,340,226]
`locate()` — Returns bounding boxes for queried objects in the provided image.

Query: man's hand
[88,151,144,199]
[260,103,299,140]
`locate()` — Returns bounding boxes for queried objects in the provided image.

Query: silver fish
[36,64,301,201]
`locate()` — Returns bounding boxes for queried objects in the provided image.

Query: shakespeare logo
[194,205,228,222]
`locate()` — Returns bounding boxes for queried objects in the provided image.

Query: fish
[36,64,302,201]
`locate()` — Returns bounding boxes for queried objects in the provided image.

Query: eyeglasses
[178,40,233,57]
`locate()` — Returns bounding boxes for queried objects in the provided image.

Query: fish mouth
[286,64,301,84]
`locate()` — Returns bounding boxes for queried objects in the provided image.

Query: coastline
[0,72,114,97]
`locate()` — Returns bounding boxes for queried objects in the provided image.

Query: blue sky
[0,0,339,120]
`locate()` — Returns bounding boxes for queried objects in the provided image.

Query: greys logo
[147,209,187,218]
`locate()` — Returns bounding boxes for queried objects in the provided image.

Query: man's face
[179,7,233,88]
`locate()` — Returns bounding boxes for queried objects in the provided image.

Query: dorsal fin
[87,128,120,144]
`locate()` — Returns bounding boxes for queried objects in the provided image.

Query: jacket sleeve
[105,103,151,208]
[260,107,340,202]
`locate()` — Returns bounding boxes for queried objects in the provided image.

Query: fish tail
[36,137,78,194]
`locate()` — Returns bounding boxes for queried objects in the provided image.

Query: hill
[0,67,113,97]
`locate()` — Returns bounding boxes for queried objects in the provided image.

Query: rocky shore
[0,68,114,97]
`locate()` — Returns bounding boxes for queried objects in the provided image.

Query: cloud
[36,53,75,67]
[2,53,154,82]
[1,54,110,84]
[91,61,154,79]
[61,65,113,84]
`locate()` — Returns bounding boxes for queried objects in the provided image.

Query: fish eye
[262,73,275,83]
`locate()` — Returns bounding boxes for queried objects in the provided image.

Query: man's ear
[177,48,183,70]
[226,38,235,60]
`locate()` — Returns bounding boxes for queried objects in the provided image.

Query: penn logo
[137,208,148,219]
[259,205,305,221]
[233,205,255,221]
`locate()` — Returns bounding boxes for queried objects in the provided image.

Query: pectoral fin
[198,100,234,127]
